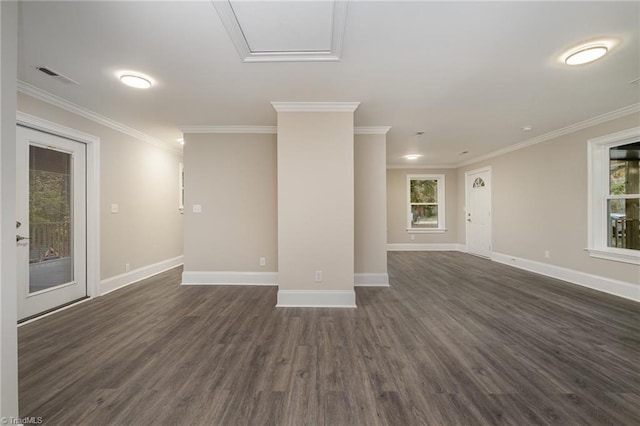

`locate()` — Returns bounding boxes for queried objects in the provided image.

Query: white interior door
[466,167,492,258]
[17,126,87,321]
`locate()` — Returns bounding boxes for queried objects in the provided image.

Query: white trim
[354,273,390,287]
[16,112,101,299]
[212,0,348,63]
[276,290,357,308]
[16,112,98,144]
[17,297,92,326]
[179,125,277,134]
[179,125,390,135]
[407,173,445,232]
[387,243,466,251]
[406,229,447,234]
[587,126,640,265]
[17,81,181,154]
[491,252,639,302]
[387,163,457,170]
[271,102,360,112]
[101,255,184,295]
[181,271,278,286]
[354,126,391,135]
[457,103,640,168]
[585,248,640,265]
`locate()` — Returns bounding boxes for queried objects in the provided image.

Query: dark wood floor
[19,252,639,425]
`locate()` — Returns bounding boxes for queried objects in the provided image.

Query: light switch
[111,203,119,214]
[193,204,202,213]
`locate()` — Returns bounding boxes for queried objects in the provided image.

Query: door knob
[467,219,471,222]
[16,235,30,242]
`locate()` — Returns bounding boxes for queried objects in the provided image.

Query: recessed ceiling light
[560,39,617,66]
[416,131,425,136]
[459,150,469,155]
[178,138,185,145]
[404,154,422,160]
[117,71,153,89]
[522,125,533,132]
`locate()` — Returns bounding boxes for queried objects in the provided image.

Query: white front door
[17,126,87,321]
[466,167,492,258]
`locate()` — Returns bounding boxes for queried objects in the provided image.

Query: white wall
[355,134,388,276]
[457,113,640,287]
[182,133,278,273]
[386,168,458,245]
[17,93,184,284]
[277,111,354,297]
[0,0,19,418]
[181,130,388,288]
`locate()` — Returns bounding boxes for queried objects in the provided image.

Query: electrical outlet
[125,263,130,272]
[315,270,323,283]
[544,250,550,259]
[410,234,415,241]
[259,257,266,266]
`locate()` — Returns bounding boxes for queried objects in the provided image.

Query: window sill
[586,248,640,265]
[407,229,447,234]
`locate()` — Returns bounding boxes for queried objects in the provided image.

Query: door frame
[465,166,492,257]
[17,112,101,299]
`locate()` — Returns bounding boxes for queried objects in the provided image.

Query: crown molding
[17,81,181,154]
[179,124,390,135]
[456,103,640,168]
[212,0,348,63]
[355,126,391,135]
[179,125,277,134]
[387,164,457,170]
[271,102,360,112]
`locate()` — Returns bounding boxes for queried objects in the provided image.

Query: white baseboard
[492,252,639,302]
[182,271,389,287]
[101,255,184,295]
[354,273,390,287]
[181,271,278,286]
[276,290,357,308]
[387,243,466,252]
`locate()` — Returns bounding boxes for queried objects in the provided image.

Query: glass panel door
[17,126,87,321]
[29,145,74,293]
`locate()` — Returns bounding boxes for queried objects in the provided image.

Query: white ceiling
[17,1,640,166]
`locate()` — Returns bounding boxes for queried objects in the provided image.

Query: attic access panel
[213,0,348,62]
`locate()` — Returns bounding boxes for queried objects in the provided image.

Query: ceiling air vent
[35,66,79,85]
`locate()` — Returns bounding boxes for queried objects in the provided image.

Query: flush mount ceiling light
[404,154,422,160]
[117,71,153,89]
[560,39,617,66]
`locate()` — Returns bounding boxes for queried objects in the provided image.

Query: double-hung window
[407,174,445,233]
[588,127,640,264]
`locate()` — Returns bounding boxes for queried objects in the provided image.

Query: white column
[273,102,359,307]
[354,130,390,286]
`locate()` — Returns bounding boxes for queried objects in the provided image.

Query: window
[178,162,184,213]
[588,127,640,264]
[407,174,445,233]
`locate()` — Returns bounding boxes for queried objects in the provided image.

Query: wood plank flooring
[19,251,640,425]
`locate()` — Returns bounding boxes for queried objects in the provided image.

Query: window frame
[406,173,446,233]
[587,127,640,265]
[178,162,184,214]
